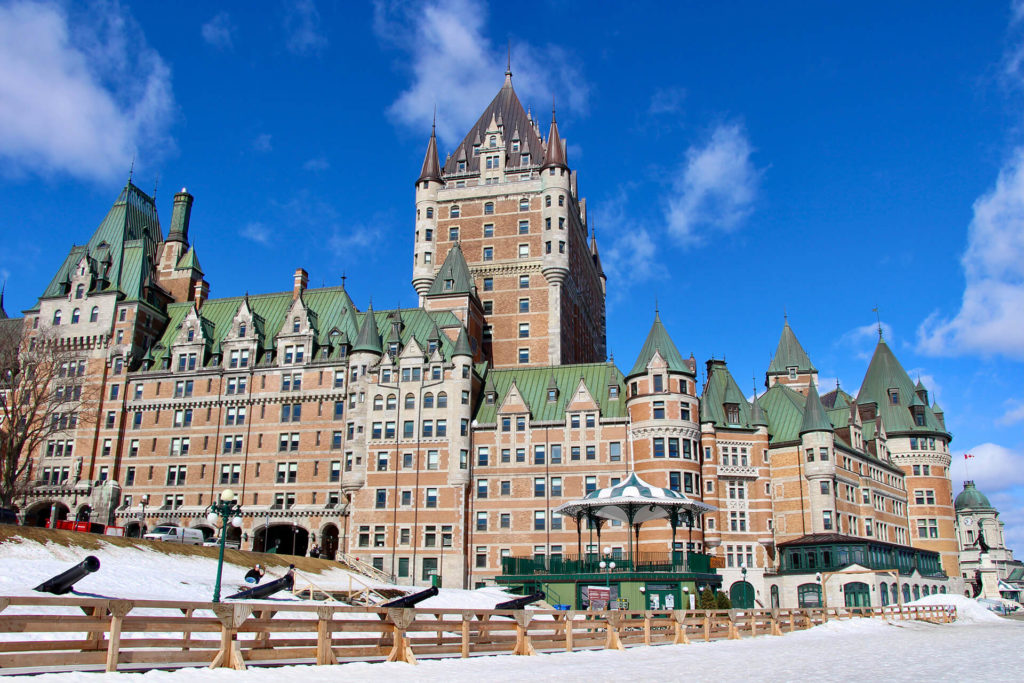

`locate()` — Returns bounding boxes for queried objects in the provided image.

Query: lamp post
[139,495,149,536]
[207,489,242,603]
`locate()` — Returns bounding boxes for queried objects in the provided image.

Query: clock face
[963,517,973,526]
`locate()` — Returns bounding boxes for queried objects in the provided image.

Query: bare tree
[0,323,98,509]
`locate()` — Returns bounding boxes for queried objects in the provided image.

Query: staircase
[337,552,395,585]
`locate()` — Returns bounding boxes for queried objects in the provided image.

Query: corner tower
[412,71,606,368]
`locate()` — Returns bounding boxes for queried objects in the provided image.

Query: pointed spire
[452,326,473,359]
[628,310,689,377]
[352,305,382,355]
[541,100,568,171]
[427,244,474,296]
[767,318,817,375]
[751,379,768,426]
[0,281,7,319]
[417,112,442,184]
[800,379,833,435]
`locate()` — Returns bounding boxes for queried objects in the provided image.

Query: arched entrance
[259,523,309,556]
[24,501,69,527]
[76,505,92,522]
[192,524,215,542]
[320,524,339,560]
[770,584,780,609]
[124,521,142,538]
[844,581,870,607]
[730,580,755,609]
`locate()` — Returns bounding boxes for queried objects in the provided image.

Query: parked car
[143,526,204,545]
[203,538,241,550]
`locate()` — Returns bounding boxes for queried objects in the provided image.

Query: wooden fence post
[316,606,338,666]
[461,612,472,658]
[565,611,576,651]
[769,609,782,636]
[104,600,134,673]
[81,603,107,651]
[384,608,417,665]
[727,610,740,640]
[512,610,537,656]
[604,611,625,651]
[672,610,690,645]
[702,612,711,641]
[210,603,252,670]
[643,611,652,646]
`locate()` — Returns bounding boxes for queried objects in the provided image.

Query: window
[653,401,665,419]
[518,243,529,258]
[484,202,494,215]
[476,512,488,531]
[477,447,489,466]
[518,348,529,364]
[483,223,494,237]
[450,205,460,218]
[823,510,833,530]
[53,310,62,325]
[653,438,665,458]
[276,462,298,484]
[170,437,190,456]
[477,479,488,498]
[519,323,530,338]
[71,308,80,324]
[90,306,99,323]
[483,247,493,261]
[425,488,438,508]
[533,511,546,531]
[585,476,597,494]
[609,442,621,461]
[449,227,459,241]
[483,277,494,291]
[165,465,187,486]
[174,409,194,428]
[519,198,529,210]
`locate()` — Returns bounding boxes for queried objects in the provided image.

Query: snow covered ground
[3,534,1021,681]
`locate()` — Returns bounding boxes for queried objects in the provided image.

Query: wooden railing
[0,597,955,674]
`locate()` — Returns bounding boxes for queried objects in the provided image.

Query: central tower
[413,71,607,368]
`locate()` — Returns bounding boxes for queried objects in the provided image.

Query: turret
[167,188,193,245]
[765,317,818,393]
[413,120,444,302]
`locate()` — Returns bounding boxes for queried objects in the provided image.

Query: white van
[144,525,204,545]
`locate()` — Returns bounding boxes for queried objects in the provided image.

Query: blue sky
[1,1,1022,549]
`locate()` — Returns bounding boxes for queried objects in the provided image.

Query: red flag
[964,453,974,460]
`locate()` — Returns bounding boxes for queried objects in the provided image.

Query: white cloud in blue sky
[284,0,327,56]
[0,0,174,182]
[201,12,235,50]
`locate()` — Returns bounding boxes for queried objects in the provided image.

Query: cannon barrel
[225,572,294,600]
[382,585,438,608]
[34,556,101,595]
[494,591,546,610]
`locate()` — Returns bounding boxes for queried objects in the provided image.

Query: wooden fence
[0,597,956,675]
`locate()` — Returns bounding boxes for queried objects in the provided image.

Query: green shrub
[715,591,732,610]
[698,588,717,610]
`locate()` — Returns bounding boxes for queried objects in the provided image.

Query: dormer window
[609,385,619,399]
[486,392,495,404]
[458,161,466,172]
[725,403,740,424]
[788,367,797,380]
[451,205,460,218]
[292,317,300,333]
[239,323,246,338]
[443,279,454,291]
[653,375,664,392]
[912,406,926,427]
[547,389,557,402]
[428,341,438,354]
[889,389,899,405]
[75,284,85,299]
[388,342,399,356]
[187,328,194,342]
[473,145,480,156]
[489,135,496,148]
[89,306,98,323]
[521,153,530,165]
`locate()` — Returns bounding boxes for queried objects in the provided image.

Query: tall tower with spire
[411,70,606,368]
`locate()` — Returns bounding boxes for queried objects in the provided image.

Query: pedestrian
[244,564,265,584]
[266,540,280,554]
[309,544,321,558]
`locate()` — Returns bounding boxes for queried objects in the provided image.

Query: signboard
[587,586,611,610]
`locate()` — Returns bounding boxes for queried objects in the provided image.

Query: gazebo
[554,471,717,570]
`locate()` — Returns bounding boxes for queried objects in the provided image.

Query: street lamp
[139,495,149,536]
[207,489,242,603]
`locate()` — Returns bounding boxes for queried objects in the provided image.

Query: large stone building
[8,72,964,603]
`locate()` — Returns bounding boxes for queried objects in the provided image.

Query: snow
[3,534,1021,681]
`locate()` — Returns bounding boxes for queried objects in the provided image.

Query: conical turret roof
[750,394,768,426]
[418,120,442,184]
[856,339,948,435]
[352,305,382,355]
[427,244,474,296]
[799,380,833,435]
[628,311,691,377]
[542,105,568,170]
[767,319,816,375]
[452,326,473,358]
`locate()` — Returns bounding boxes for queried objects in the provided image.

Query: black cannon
[34,556,101,595]
[225,571,294,600]
[494,591,545,610]
[382,585,438,608]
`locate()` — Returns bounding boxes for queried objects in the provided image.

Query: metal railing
[501,551,713,576]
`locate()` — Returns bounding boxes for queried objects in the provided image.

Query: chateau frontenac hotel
[6,72,970,606]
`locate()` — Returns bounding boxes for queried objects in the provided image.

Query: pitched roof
[628,312,691,377]
[750,394,768,426]
[856,339,949,436]
[767,319,816,375]
[417,122,442,184]
[800,381,834,434]
[176,247,202,273]
[474,362,626,424]
[541,107,567,170]
[352,304,383,354]
[700,360,754,428]
[441,75,546,176]
[427,244,474,296]
[452,326,473,358]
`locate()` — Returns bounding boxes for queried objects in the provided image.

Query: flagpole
[964,453,973,480]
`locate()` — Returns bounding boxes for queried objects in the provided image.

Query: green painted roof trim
[767,320,817,374]
[628,312,692,377]
[427,244,474,297]
[474,362,626,424]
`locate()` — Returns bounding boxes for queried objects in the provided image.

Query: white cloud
[374,0,589,149]
[284,0,327,56]
[837,320,893,360]
[328,224,382,254]
[905,369,943,403]
[201,12,234,50]
[252,133,272,152]
[954,443,1024,493]
[0,0,175,183]
[302,156,329,172]
[239,222,271,245]
[998,398,1024,425]
[664,124,761,246]
[594,188,668,293]
[917,147,1024,359]
[649,87,685,116]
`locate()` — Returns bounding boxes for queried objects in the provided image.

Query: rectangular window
[477,447,489,466]
[609,442,621,461]
[585,476,597,494]
[653,437,665,458]
[425,488,438,508]
[533,446,545,465]
[483,247,493,261]
[533,511,546,531]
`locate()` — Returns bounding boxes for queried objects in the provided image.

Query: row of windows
[51,306,100,326]
[372,391,456,410]
[476,443,622,465]
[481,296,531,314]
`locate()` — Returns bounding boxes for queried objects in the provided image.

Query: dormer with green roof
[855,338,948,439]
[700,359,754,428]
[765,318,818,394]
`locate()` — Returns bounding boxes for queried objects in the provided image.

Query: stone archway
[191,524,216,542]
[320,523,339,560]
[124,521,142,538]
[260,523,309,556]
[730,580,755,609]
[76,505,92,522]
[24,501,69,527]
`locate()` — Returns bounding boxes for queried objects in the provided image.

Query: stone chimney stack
[293,268,308,300]
[168,188,194,245]
[193,279,208,309]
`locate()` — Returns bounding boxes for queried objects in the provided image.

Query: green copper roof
[353,304,383,354]
[176,247,202,273]
[800,382,834,435]
[33,182,163,309]
[954,481,994,511]
[427,244,474,297]
[452,326,473,358]
[767,320,817,375]
[700,360,753,428]
[628,312,691,377]
[474,362,626,424]
[759,383,808,443]
[856,339,949,437]
[750,394,768,426]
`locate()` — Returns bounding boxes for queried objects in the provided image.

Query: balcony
[500,551,713,579]
[717,464,758,478]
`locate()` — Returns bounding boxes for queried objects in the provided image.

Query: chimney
[193,280,208,309]
[168,188,194,245]
[293,268,308,300]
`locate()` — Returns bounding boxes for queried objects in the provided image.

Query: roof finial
[432,105,437,135]
[153,172,159,201]
[552,95,557,122]
[873,305,883,340]
[340,271,347,288]
[128,154,135,185]
[506,39,511,76]
[654,298,659,317]
[783,306,787,323]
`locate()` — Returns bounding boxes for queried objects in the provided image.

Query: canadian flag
[964,454,975,460]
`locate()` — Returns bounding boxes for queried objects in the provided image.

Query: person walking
[309,544,321,558]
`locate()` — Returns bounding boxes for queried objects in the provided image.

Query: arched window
[373,395,384,410]
[426,207,434,219]
[423,393,434,409]
[386,394,397,410]
[89,306,99,323]
[53,310,62,325]
[450,205,460,218]
[71,308,80,324]
[405,393,415,409]
[558,194,565,207]
[437,391,448,408]
[797,583,821,608]
[545,195,552,207]
[293,317,300,333]
[879,582,889,606]
[940,585,946,594]
[75,284,85,299]
[912,585,920,601]
[239,323,246,338]
[902,584,911,604]
[187,328,195,342]
[519,198,529,211]
[489,135,496,148]
[484,202,494,215]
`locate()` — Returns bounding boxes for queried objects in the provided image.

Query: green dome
[954,481,993,511]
